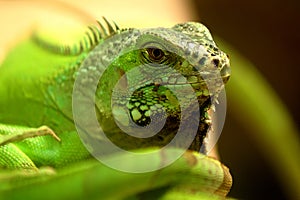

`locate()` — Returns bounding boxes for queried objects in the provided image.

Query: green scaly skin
[0,19,232,199]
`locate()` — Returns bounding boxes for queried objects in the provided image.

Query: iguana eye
[142,47,169,65]
[146,48,165,61]
[140,42,173,66]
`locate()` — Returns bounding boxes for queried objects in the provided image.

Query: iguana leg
[0,124,60,169]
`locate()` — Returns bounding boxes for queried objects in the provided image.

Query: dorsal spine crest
[32,17,121,55]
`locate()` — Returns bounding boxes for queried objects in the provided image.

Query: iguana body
[0,19,231,199]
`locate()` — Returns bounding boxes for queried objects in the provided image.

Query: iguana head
[76,21,230,151]
[108,22,230,124]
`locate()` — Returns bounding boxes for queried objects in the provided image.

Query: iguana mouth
[152,75,203,86]
[155,77,222,89]
[220,64,231,83]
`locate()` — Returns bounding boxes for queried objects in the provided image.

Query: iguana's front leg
[0,123,91,169]
[0,124,60,169]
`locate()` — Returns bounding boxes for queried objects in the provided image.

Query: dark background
[193,0,300,199]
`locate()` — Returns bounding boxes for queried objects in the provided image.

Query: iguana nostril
[212,59,220,68]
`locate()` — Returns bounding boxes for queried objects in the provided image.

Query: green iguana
[0,18,232,199]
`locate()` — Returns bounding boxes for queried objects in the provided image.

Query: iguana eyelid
[140,41,167,50]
